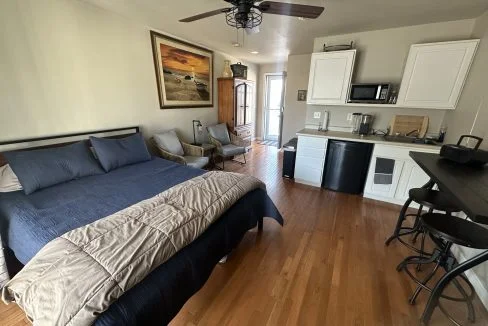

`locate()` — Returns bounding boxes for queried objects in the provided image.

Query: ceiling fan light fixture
[250,51,259,54]
[225,6,262,29]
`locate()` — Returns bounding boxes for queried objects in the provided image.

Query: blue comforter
[0,158,204,264]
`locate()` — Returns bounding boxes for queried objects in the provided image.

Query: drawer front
[297,136,327,150]
[372,144,440,161]
[296,146,326,159]
[296,155,324,171]
[295,160,323,184]
[236,129,252,138]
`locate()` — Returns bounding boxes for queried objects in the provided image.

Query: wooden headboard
[0,126,140,166]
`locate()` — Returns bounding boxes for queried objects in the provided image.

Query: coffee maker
[359,114,373,135]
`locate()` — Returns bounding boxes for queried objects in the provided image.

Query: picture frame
[297,90,307,101]
[150,31,214,109]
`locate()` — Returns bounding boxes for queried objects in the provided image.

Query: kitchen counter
[296,129,442,151]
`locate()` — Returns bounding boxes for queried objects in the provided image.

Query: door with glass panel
[264,74,285,142]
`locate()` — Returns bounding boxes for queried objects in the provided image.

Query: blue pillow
[4,141,104,195]
[90,133,151,172]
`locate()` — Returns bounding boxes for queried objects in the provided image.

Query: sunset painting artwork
[151,31,213,109]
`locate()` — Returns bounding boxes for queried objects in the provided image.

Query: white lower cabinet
[294,136,328,187]
[364,144,440,205]
[394,161,431,202]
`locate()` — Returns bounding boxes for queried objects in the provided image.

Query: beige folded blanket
[2,171,265,326]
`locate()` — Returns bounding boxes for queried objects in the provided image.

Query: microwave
[348,83,391,104]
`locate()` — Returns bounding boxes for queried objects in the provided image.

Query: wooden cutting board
[389,115,429,138]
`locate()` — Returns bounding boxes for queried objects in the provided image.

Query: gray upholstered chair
[207,123,247,170]
[152,130,209,169]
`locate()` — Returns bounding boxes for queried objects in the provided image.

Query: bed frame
[0,126,276,324]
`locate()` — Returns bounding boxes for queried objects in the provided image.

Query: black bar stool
[399,213,488,325]
[386,186,461,254]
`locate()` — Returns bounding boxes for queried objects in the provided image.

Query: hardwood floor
[1,142,487,325]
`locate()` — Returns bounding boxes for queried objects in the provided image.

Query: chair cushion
[221,144,246,157]
[90,133,152,172]
[153,130,184,156]
[184,156,209,169]
[208,123,231,145]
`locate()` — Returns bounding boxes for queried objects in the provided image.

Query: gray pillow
[4,141,104,195]
[208,123,231,145]
[90,133,152,172]
[153,130,184,156]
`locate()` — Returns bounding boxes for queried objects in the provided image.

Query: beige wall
[256,62,287,140]
[297,19,476,134]
[0,0,257,144]
[282,54,310,143]
[444,11,488,149]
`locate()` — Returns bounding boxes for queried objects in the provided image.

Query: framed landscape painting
[150,31,214,109]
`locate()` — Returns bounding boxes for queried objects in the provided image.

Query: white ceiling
[83,0,488,64]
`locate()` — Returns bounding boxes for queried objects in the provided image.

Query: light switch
[314,112,321,119]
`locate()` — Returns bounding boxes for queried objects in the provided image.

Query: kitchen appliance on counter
[348,83,391,104]
[359,114,374,135]
[440,135,488,166]
[351,113,362,134]
[322,140,373,194]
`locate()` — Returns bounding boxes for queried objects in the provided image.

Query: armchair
[152,130,209,169]
[207,123,247,170]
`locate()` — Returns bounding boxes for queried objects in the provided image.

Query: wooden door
[245,81,255,125]
[234,82,246,127]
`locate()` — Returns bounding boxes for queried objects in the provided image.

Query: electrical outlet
[314,112,321,119]
[347,113,353,121]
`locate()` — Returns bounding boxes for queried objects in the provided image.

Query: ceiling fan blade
[258,1,324,19]
[179,8,231,23]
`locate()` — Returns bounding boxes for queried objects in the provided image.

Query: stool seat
[408,189,461,212]
[422,213,488,249]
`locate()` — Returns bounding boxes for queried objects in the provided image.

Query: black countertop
[410,152,488,224]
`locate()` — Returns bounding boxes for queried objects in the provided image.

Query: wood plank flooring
[1,142,488,325]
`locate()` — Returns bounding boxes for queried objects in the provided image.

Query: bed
[0,127,283,325]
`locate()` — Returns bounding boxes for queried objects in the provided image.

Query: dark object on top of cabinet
[322,140,373,194]
[323,41,354,52]
[217,78,254,149]
[440,135,488,166]
[230,62,247,79]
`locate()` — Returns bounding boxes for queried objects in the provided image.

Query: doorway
[264,74,285,147]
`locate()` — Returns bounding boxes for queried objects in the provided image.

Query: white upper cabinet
[307,50,356,105]
[397,40,479,110]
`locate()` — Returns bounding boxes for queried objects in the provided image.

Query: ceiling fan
[179,0,325,30]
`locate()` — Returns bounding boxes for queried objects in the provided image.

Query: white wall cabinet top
[397,39,479,110]
[307,50,356,105]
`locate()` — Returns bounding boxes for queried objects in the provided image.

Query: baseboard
[363,192,423,209]
[450,246,488,310]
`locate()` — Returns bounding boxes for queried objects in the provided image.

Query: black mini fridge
[322,140,373,194]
